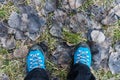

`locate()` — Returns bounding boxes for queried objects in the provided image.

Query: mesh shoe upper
[26,45,45,72]
[74,43,92,67]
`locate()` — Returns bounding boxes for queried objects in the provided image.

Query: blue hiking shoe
[74,43,92,68]
[26,45,45,72]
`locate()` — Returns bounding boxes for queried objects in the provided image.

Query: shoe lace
[29,53,44,69]
[76,52,89,65]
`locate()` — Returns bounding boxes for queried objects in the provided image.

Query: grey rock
[0,22,8,38]
[8,12,21,29]
[19,13,28,31]
[115,41,120,52]
[28,14,40,33]
[53,9,67,24]
[91,38,112,70]
[101,13,118,25]
[89,20,102,29]
[51,44,73,68]
[24,13,46,41]
[1,37,16,50]
[70,13,90,33]
[63,0,86,9]
[87,5,105,21]
[7,27,16,34]
[13,45,28,58]
[0,0,4,3]
[25,32,40,41]
[0,73,9,80]
[45,0,57,13]
[90,30,106,43]
[31,0,41,6]
[27,13,46,33]
[101,4,120,25]
[15,30,26,40]
[18,5,37,15]
[12,0,26,7]
[50,22,62,38]
[109,52,120,74]
[114,0,120,5]
[112,4,120,17]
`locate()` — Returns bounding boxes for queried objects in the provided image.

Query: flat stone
[18,5,37,15]
[70,13,90,33]
[0,73,9,80]
[45,0,57,13]
[111,4,120,17]
[90,30,105,43]
[27,13,46,33]
[115,0,120,4]
[51,44,73,68]
[15,30,26,40]
[87,5,105,21]
[0,0,4,3]
[101,13,118,25]
[25,32,40,41]
[91,38,112,70]
[0,22,8,38]
[109,52,120,74]
[53,9,67,24]
[1,37,16,50]
[8,12,21,29]
[64,0,86,9]
[50,22,62,38]
[31,0,41,6]
[101,4,120,25]
[89,20,102,29]
[13,45,28,58]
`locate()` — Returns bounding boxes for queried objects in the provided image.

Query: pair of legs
[24,43,96,80]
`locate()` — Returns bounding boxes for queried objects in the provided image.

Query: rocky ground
[0,0,120,80]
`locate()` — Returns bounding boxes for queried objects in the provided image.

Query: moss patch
[62,28,86,45]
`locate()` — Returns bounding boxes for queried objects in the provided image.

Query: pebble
[1,37,16,50]
[101,4,120,25]
[0,73,9,80]
[70,13,90,33]
[50,23,62,38]
[0,22,8,38]
[0,0,4,3]
[15,30,26,40]
[51,44,73,68]
[8,12,21,29]
[64,0,86,9]
[91,38,112,70]
[87,5,105,21]
[13,45,28,58]
[90,30,106,43]
[109,52,120,74]
[25,32,40,41]
[45,0,57,13]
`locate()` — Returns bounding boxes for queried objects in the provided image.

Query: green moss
[0,59,25,80]
[93,70,120,80]
[62,28,86,45]
[113,28,120,42]
[37,28,57,51]
[78,0,94,11]
[0,1,17,20]
[46,60,68,80]
[0,48,8,55]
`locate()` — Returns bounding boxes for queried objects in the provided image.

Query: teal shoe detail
[74,43,92,67]
[26,45,45,72]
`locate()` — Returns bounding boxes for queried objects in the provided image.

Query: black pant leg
[24,68,49,80]
[67,63,96,80]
